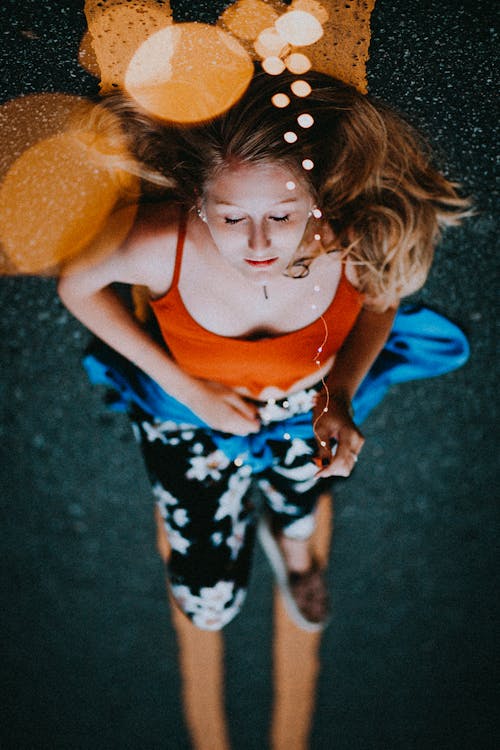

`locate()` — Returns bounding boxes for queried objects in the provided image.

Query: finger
[329,452,357,477]
[327,437,363,477]
[313,437,336,473]
[335,425,365,459]
[314,435,336,469]
[226,393,260,421]
[315,427,364,476]
[230,407,261,434]
[315,452,356,478]
[231,417,260,435]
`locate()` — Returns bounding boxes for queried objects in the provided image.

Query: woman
[58,70,467,631]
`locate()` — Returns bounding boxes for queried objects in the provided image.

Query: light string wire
[312,313,330,448]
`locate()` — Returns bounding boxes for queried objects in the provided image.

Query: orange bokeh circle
[0,94,138,274]
[124,23,254,123]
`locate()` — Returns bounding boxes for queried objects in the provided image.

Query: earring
[197,208,207,223]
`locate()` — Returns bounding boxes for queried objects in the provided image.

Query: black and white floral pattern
[130,388,330,630]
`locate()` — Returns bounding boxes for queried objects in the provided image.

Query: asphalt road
[0,1,498,748]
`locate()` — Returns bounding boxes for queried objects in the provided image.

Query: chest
[178,251,344,339]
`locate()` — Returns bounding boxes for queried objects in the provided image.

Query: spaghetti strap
[170,212,188,289]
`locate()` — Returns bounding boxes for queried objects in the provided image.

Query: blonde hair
[100,69,470,306]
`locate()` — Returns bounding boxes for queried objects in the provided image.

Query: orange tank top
[150,217,364,396]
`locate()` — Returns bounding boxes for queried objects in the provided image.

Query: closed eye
[224,217,244,225]
[270,215,290,223]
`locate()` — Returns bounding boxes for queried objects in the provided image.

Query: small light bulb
[302,158,314,170]
[272,93,290,108]
[262,56,286,75]
[275,11,324,47]
[284,131,298,143]
[285,52,312,74]
[297,113,314,128]
[291,80,312,98]
[286,180,296,190]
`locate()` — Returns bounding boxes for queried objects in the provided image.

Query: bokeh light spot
[255,27,289,59]
[62,203,139,276]
[0,134,134,273]
[285,52,312,74]
[271,93,290,108]
[286,180,296,190]
[0,93,90,181]
[274,10,324,47]
[290,79,312,97]
[78,29,101,78]
[297,113,314,128]
[312,207,323,218]
[284,131,298,144]
[220,0,278,42]
[124,23,253,123]
[261,56,286,76]
[290,0,329,26]
[302,158,314,170]
[289,0,376,93]
[0,94,139,274]
[84,0,174,94]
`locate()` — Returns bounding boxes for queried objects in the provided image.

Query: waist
[233,356,334,402]
[243,381,325,425]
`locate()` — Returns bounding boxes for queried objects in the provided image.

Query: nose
[247,221,271,254]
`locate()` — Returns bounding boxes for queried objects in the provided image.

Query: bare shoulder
[343,256,398,312]
[118,202,182,290]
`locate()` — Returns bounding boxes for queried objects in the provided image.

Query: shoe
[257,514,330,632]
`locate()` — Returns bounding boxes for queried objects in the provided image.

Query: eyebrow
[213,197,299,207]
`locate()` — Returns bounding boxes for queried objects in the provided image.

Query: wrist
[323,387,354,418]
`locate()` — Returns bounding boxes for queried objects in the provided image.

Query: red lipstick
[244,257,278,267]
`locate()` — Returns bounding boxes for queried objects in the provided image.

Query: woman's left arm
[313,305,398,477]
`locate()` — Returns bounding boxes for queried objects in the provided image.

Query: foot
[257,515,330,631]
[278,535,329,626]
[288,563,329,626]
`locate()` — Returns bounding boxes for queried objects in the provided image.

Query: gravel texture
[0,1,497,748]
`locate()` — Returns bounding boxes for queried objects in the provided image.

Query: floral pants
[130,388,330,631]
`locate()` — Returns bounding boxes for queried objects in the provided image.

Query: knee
[170,581,247,631]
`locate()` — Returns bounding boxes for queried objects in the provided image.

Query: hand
[312,389,365,478]
[186,380,261,435]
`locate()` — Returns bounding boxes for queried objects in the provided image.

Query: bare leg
[279,535,312,573]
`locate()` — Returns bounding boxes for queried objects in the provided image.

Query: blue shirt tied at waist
[83,305,469,473]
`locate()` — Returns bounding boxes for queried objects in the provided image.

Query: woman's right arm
[58,219,259,434]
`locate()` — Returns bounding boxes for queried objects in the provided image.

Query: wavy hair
[99,69,470,306]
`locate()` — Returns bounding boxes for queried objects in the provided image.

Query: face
[201,162,315,282]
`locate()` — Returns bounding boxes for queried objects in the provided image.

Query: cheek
[272,223,308,245]
[210,231,242,258]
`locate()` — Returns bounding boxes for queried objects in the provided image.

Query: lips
[244,257,279,267]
